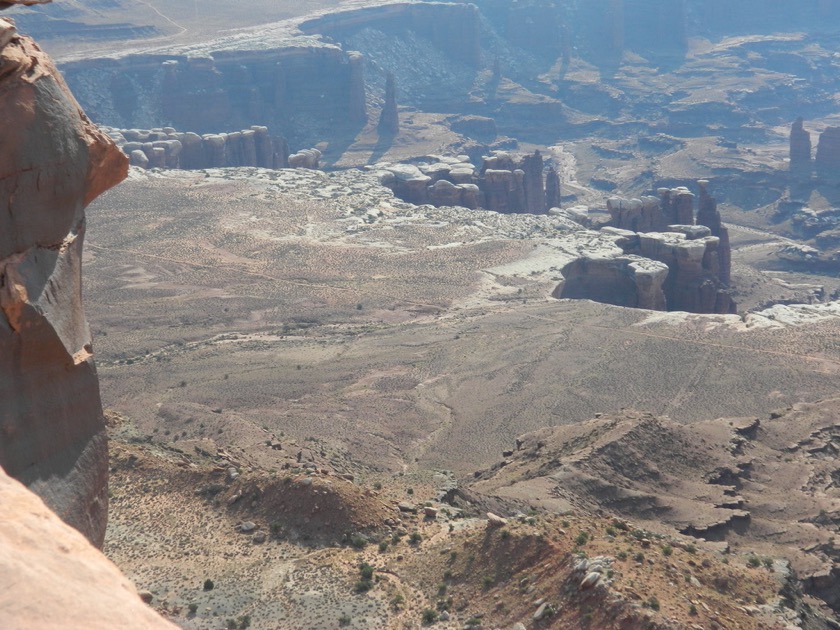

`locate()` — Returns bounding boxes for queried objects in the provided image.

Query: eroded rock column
[0,18,128,546]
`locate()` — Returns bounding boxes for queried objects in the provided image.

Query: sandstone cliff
[0,17,127,546]
[0,466,176,630]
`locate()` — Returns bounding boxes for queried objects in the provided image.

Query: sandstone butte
[0,466,177,629]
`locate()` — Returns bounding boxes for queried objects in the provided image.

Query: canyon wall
[299,2,481,67]
[0,17,127,546]
[59,2,481,146]
[62,44,367,146]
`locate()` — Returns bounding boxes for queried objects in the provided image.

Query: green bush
[354,580,373,593]
[350,533,367,549]
[422,609,438,624]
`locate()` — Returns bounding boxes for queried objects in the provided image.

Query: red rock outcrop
[0,466,176,630]
[0,17,127,546]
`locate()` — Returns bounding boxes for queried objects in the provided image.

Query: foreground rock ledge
[0,17,127,546]
[0,467,176,630]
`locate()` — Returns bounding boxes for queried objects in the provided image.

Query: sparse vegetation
[422,608,438,624]
[350,533,368,549]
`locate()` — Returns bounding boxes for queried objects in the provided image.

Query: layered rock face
[373,150,552,214]
[62,44,367,141]
[0,467,176,630]
[0,18,127,545]
[606,183,735,313]
[105,125,291,170]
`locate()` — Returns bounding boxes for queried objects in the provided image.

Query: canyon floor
[85,164,840,629]
[19,0,840,627]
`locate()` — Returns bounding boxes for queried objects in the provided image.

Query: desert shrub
[354,580,373,593]
[350,533,367,549]
[422,608,438,624]
[203,579,214,591]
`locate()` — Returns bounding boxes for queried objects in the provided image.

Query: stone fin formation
[0,15,128,546]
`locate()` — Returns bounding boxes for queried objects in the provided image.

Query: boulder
[0,18,127,546]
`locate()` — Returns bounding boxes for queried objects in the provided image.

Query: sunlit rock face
[0,16,128,546]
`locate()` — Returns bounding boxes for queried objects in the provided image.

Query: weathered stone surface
[555,255,669,311]
[108,124,289,170]
[0,19,127,546]
[0,467,177,630]
[606,182,734,313]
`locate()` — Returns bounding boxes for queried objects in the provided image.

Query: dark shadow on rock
[368,130,397,165]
